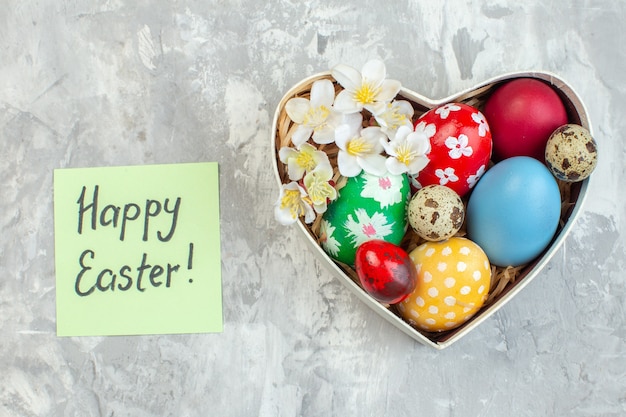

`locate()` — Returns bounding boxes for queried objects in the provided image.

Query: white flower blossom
[382,124,432,175]
[335,113,388,177]
[331,59,401,115]
[303,164,337,214]
[274,182,315,225]
[279,142,331,181]
[285,79,340,147]
[374,100,414,139]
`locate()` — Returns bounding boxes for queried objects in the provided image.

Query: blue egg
[466,156,561,267]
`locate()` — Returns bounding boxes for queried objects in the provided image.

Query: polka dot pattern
[398,237,491,332]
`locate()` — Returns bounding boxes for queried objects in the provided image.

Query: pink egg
[483,78,568,162]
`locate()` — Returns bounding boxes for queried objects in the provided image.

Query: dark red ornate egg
[354,240,417,304]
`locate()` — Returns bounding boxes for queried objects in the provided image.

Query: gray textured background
[1,1,625,416]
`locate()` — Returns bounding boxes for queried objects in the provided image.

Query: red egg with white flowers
[409,103,492,197]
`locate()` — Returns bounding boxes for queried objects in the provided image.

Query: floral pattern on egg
[409,102,493,197]
[320,171,410,266]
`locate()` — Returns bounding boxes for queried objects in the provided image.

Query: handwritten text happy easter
[72,185,194,297]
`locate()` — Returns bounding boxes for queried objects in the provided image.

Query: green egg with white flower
[319,171,410,266]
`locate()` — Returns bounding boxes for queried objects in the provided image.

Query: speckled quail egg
[408,184,465,241]
[545,124,598,182]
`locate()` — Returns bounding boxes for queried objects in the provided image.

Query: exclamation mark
[187,242,194,283]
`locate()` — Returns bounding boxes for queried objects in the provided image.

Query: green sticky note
[53,162,222,336]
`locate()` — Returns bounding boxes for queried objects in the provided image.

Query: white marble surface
[1,1,625,416]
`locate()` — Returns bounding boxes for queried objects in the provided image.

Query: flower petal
[275,205,298,225]
[360,127,385,153]
[291,125,314,147]
[278,146,298,164]
[331,64,361,91]
[361,59,386,86]
[394,100,415,117]
[358,154,388,176]
[312,125,336,144]
[285,97,310,124]
[394,124,413,141]
[303,205,316,224]
[409,132,432,154]
[337,151,362,177]
[309,79,335,107]
[381,139,397,157]
[334,89,362,114]
[313,201,328,214]
[408,156,430,175]
[376,79,402,102]
[385,157,408,175]
[286,159,306,181]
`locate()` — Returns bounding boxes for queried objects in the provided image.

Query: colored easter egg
[320,171,410,266]
[483,78,568,162]
[545,124,598,182]
[407,184,465,241]
[355,240,417,304]
[397,237,491,332]
[410,102,492,197]
[466,156,562,267]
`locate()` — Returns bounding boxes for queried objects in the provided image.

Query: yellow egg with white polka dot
[397,237,491,332]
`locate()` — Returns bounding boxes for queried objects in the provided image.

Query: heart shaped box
[271,71,591,349]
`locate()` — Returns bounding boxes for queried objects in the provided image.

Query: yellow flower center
[307,177,334,204]
[354,82,380,105]
[396,143,416,165]
[295,151,316,171]
[303,105,330,127]
[281,189,306,219]
[347,137,373,156]
[383,103,407,128]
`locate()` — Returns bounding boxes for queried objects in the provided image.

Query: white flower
[409,175,424,190]
[435,103,461,119]
[320,219,341,257]
[279,143,331,181]
[382,124,432,176]
[344,209,395,247]
[374,100,414,139]
[303,164,337,214]
[471,111,490,137]
[445,134,473,159]
[331,59,401,115]
[274,182,315,225]
[467,164,486,188]
[335,113,388,177]
[436,167,459,185]
[360,172,405,209]
[285,79,340,147]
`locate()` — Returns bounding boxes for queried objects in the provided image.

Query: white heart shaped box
[271,71,591,349]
